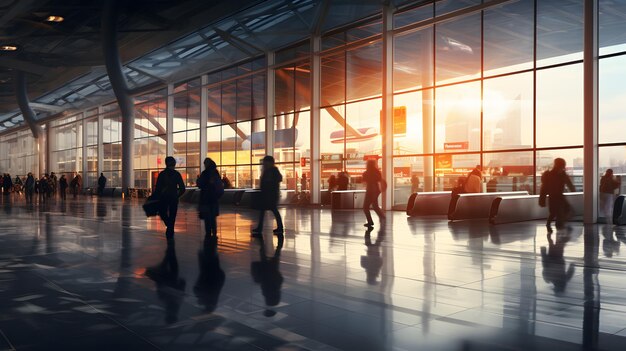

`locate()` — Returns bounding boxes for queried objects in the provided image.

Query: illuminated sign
[444,142,469,150]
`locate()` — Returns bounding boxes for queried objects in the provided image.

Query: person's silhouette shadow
[361,227,385,285]
[251,234,284,317]
[194,236,225,312]
[145,241,186,324]
[541,231,575,294]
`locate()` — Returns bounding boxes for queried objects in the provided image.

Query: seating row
[407,190,586,225]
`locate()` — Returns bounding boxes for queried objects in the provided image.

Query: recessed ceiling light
[0,45,17,51]
[45,15,64,23]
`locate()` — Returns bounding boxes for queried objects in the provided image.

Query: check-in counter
[448,191,529,221]
[613,195,626,225]
[489,192,584,224]
[407,191,452,216]
[331,190,367,209]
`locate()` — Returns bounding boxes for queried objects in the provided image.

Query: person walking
[50,172,58,197]
[197,158,223,239]
[59,175,68,201]
[70,173,82,198]
[2,173,12,195]
[600,169,621,223]
[539,158,576,231]
[24,173,35,204]
[153,156,186,241]
[362,159,386,228]
[98,173,107,196]
[252,156,283,237]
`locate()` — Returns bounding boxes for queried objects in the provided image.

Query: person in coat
[252,156,283,236]
[197,158,222,239]
[98,173,107,196]
[362,160,386,228]
[59,174,68,201]
[153,156,186,241]
[24,173,35,204]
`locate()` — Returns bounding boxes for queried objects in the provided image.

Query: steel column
[200,75,208,166]
[82,116,88,187]
[381,3,394,210]
[97,106,104,177]
[310,36,321,204]
[583,0,599,223]
[166,84,174,157]
[266,52,275,159]
[102,0,134,191]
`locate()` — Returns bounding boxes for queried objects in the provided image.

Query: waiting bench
[613,195,626,225]
[406,191,452,216]
[448,191,529,221]
[489,192,583,225]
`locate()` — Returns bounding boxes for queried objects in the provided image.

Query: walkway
[0,196,625,350]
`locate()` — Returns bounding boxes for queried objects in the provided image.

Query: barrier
[613,195,626,225]
[448,191,529,221]
[489,192,584,224]
[331,190,367,209]
[407,191,452,216]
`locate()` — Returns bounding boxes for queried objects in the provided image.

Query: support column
[266,52,275,159]
[199,75,208,165]
[166,84,174,157]
[102,0,134,192]
[381,3,394,210]
[97,106,104,177]
[583,0,599,224]
[14,70,45,176]
[310,36,321,204]
[82,116,88,187]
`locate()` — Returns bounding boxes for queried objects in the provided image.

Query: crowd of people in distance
[0,171,84,203]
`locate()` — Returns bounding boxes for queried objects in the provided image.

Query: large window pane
[393,89,433,155]
[393,156,435,207]
[536,148,583,192]
[435,82,481,152]
[536,63,583,148]
[207,126,221,165]
[435,153,480,191]
[346,98,382,158]
[600,0,626,55]
[483,72,533,151]
[436,0,479,16]
[347,41,382,102]
[483,151,534,193]
[537,0,583,66]
[322,54,345,106]
[483,0,534,76]
[394,26,434,93]
[435,13,481,84]
[599,55,626,144]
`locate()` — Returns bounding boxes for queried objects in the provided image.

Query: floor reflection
[145,241,186,324]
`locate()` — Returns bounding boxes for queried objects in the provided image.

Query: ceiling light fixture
[45,15,64,23]
[0,45,17,51]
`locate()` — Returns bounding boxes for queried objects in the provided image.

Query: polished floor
[0,195,625,350]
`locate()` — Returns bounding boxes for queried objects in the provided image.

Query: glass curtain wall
[49,113,83,179]
[172,80,201,186]
[84,108,99,188]
[135,89,167,189]
[275,45,311,191]
[101,103,122,187]
[320,20,383,191]
[0,129,38,178]
[390,0,585,207]
[206,59,266,189]
[599,0,626,219]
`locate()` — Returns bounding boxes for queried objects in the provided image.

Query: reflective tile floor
[0,196,626,350]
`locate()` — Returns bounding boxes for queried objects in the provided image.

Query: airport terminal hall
[2,0,626,350]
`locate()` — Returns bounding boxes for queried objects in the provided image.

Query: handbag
[143,196,161,217]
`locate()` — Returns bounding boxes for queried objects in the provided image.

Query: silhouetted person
[39,175,49,203]
[328,174,337,192]
[301,173,308,192]
[98,173,107,196]
[252,156,283,236]
[194,236,225,312]
[221,173,232,189]
[145,241,186,324]
[154,156,186,241]
[600,169,620,223]
[361,227,385,285]
[2,173,12,195]
[541,231,575,294]
[411,174,420,193]
[24,173,35,204]
[70,173,81,198]
[362,160,386,228]
[13,175,22,194]
[50,172,58,197]
[337,172,349,190]
[59,175,68,201]
[464,166,482,193]
[539,158,575,231]
[198,158,223,238]
[251,234,284,317]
